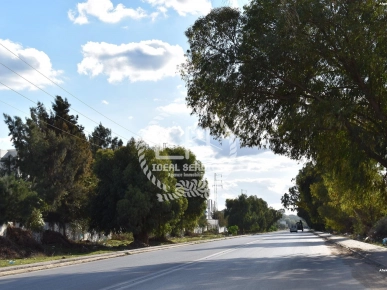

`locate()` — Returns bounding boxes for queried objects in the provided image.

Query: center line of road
[100,239,263,290]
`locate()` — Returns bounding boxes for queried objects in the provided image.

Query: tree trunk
[133,230,149,245]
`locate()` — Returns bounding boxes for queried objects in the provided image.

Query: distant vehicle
[290,221,304,233]
[296,221,304,232]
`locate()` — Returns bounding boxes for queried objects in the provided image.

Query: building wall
[0,222,110,243]
[0,149,17,173]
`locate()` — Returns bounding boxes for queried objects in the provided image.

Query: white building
[206,199,215,219]
[0,148,17,173]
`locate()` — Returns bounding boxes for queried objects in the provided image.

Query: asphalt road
[0,230,386,290]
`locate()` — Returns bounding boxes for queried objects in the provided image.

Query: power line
[0,42,154,145]
[0,81,126,148]
[0,99,102,149]
[0,63,129,144]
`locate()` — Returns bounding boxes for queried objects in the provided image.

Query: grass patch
[0,231,228,268]
[0,249,118,267]
[168,233,225,244]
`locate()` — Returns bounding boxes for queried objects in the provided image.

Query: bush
[111,232,133,241]
[228,225,238,236]
[26,209,45,232]
[369,216,387,241]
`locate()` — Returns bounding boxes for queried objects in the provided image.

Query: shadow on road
[0,251,385,290]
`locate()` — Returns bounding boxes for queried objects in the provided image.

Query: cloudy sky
[0,0,303,211]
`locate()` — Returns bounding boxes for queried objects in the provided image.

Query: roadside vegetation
[180,0,387,244]
[0,96,282,264]
[0,226,228,268]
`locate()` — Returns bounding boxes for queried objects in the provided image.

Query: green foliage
[0,154,17,177]
[212,210,228,227]
[161,146,208,234]
[3,96,94,227]
[197,213,209,228]
[0,175,40,226]
[111,232,134,241]
[282,159,387,235]
[89,139,186,244]
[370,216,387,240]
[185,1,387,235]
[182,1,387,168]
[281,163,328,230]
[89,123,123,156]
[225,194,282,233]
[227,225,238,236]
[26,208,45,232]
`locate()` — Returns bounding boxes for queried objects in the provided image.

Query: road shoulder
[313,231,387,269]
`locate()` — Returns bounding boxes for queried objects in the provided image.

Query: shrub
[26,209,45,232]
[369,216,387,241]
[228,225,238,236]
[111,232,133,241]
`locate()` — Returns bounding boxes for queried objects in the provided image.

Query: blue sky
[0,0,302,211]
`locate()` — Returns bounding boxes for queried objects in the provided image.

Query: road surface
[0,230,386,289]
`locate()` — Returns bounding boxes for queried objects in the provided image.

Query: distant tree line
[281,161,387,236]
[224,194,283,234]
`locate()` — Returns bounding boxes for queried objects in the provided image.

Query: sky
[0,0,303,212]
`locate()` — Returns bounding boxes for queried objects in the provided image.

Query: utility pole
[213,173,223,212]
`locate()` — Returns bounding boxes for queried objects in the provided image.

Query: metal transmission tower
[213,173,223,211]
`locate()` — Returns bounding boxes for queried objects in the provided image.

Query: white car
[290,224,297,232]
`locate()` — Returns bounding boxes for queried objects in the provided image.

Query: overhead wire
[0,63,129,144]
[0,42,155,145]
[0,98,103,149]
[0,81,127,148]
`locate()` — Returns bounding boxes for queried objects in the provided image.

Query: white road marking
[100,238,263,290]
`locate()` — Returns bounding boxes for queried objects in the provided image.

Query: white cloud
[68,0,147,24]
[0,39,63,91]
[157,102,191,115]
[145,0,212,16]
[102,100,109,105]
[137,121,302,211]
[77,40,185,83]
[190,149,302,209]
[128,116,133,120]
[0,136,12,148]
[139,124,184,145]
[176,84,186,95]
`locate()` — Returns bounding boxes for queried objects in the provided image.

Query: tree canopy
[225,194,282,233]
[4,96,93,228]
[89,139,187,243]
[89,123,123,156]
[282,160,387,234]
[0,175,40,226]
[181,1,387,168]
